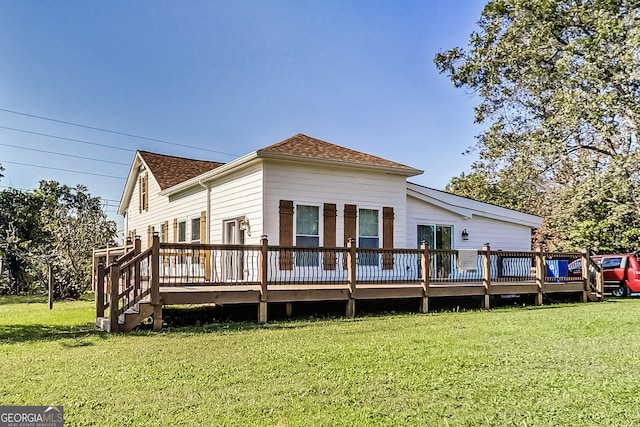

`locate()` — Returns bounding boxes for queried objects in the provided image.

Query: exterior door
[223,219,245,281]
[417,225,453,278]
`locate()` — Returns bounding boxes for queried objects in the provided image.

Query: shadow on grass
[0,323,107,344]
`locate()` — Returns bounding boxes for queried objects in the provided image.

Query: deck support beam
[482,244,491,309]
[420,242,430,313]
[535,245,545,306]
[346,238,357,318]
[151,233,162,331]
[258,302,268,324]
[285,303,293,318]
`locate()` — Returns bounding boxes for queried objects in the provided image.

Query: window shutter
[279,200,294,270]
[163,221,169,243]
[343,204,357,246]
[200,211,207,243]
[343,204,357,269]
[382,207,394,270]
[323,203,337,270]
[144,175,149,211]
[147,225,152,247]
[173,218,178,243]
[138,176,142,213]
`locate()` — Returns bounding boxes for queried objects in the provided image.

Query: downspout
[199,180,211,243]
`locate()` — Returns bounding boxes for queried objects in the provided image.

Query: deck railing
[94,234,599,331]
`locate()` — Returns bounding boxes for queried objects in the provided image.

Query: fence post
[109,261,120,333]
[346,238,357,317]
[420,242,430,313]
[96,263,105,318]
[481,244,491,309]
[134,236,141,299]
[151,233,162,331]
[581,248,591,301]
[259,235,268,323]
[535,245,545,305]
[48,264,54,310]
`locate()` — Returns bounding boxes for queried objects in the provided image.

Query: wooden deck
[93,235,604,332]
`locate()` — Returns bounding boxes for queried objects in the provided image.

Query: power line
[0,125,134,152]
[0,185,121,203]
[0,142,129,166]
[0,107,240,157]
[0,160,125,180]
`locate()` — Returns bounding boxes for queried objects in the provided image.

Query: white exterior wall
[263,160,408,247]
[406,195,533,251]
[208,163,264,244]
[124,168,208,250]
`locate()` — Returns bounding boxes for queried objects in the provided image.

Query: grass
[2,298,640,426]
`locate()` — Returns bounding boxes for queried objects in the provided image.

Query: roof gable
[138,151,224,190]
[257,133,421,175]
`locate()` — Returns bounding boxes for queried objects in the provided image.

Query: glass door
[417,225,453,278]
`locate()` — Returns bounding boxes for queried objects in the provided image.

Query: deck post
[581,248,590,302]
[109,261,120,333]
[96,263,105,318]
[346,238,357,317]
[535,245,545,305]
[481,245,491,309]
[420,242,430,313]
[134,236,141,299]
[151,233,162,331]
[258,236,269,324]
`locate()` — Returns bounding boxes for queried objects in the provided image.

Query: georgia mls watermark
[0,406,63,427]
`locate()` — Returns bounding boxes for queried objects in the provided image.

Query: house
[119,133,541,253]
[96,134,604,332]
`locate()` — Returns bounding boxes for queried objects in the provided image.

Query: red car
[568,254,640,297]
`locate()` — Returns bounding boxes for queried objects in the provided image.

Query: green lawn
[1,297,640,426]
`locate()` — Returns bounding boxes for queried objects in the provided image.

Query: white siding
[209,163,264,244]
[263,160,408,247]
[124,168,208,250]
[406,195,533,251]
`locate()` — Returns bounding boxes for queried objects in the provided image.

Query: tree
[0,182,117,297]
[38,181,117,299]
[435,0,640,251]
[0,189,47,294]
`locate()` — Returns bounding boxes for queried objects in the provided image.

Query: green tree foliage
[0,181,117,297]
[435,0,640,251]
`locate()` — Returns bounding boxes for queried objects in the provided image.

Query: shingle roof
[257,133,420,174]
[138,151,224,190]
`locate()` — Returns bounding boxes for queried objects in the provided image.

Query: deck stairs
[96,300,154,333]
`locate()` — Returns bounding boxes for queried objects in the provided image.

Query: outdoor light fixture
[461,229,469,240]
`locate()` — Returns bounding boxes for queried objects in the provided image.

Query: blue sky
[0,1,485,231]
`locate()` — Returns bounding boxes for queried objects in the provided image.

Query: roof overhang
[407,182,542,228]
[118,152,147,215]
[255,151,423,177]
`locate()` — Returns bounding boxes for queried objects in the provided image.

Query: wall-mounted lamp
[461,229,469,240]
[239,215,251,236]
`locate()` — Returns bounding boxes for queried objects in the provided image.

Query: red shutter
[382,207,394,270]
[279,200,294,270]
[323,203,337,270]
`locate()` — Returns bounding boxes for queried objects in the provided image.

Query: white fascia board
[407,188,474,219]
[407,182,542,228]
[159,152,260,196]
[118,152,146,215]
[256,152,424,177]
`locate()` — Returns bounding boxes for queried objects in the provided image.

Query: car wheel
[612,284,628,297]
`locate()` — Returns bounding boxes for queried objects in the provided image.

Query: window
[358,209,379,265]
[139,173,148,212]
[160,223,165,243]
[296,205,319,267]
[417,225,453,278]
[191,218,201,242]
[178,220,186,242]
